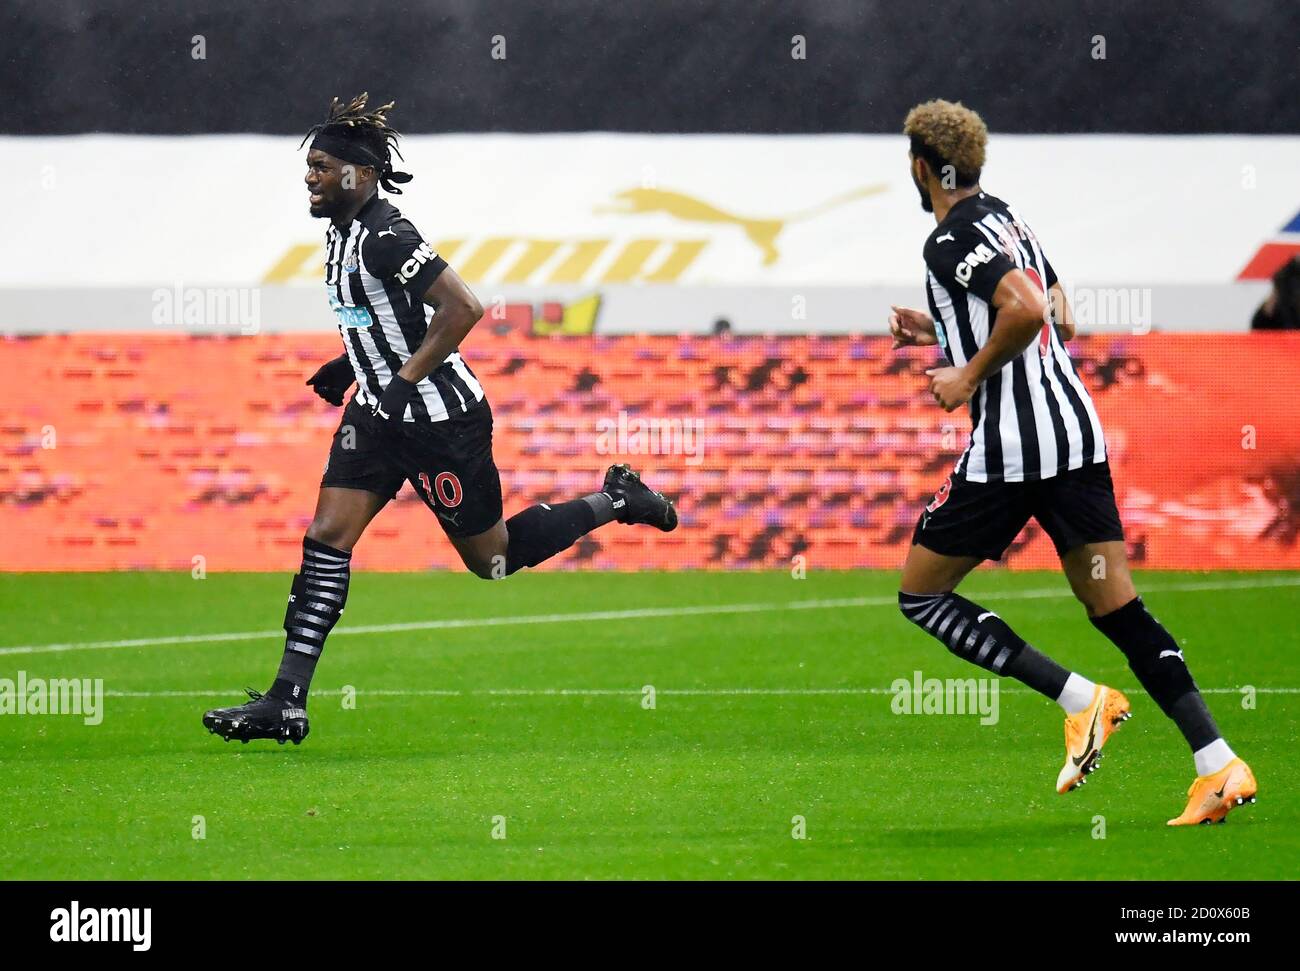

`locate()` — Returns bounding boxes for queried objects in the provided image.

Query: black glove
[365,375,418,438]
[305,354,355,406]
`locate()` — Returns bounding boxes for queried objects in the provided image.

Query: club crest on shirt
[342,245,358,275]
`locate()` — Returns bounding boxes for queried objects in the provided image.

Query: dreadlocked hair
[300,92,413,193]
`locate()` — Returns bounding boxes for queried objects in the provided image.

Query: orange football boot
[1056,685,1132,794]
[1167,758,1257,826]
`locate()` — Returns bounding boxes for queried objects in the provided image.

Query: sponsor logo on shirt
[954,243,998,287]
[396,242,436,284]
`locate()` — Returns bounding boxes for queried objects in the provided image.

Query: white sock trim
[1193,738,1235,777]
[1057,673,1097,715]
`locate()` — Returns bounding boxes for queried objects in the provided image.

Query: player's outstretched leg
[502,463,677,573]
[1063,542,1257,825]
[899,545,1130,794]
[456,464,677,578]
[899,589,1130,792]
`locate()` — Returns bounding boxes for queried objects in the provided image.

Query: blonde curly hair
[903,99,987,186]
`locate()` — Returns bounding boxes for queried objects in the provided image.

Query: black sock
[504,497,606,575]
[582,491,617,525]
[899,591,1071,700]
[1091,596,1221,750]
[269,537,351,705]
[1168,693,1223,753]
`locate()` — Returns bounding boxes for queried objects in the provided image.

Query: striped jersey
[323,194,485,422]
[923,191,1105,483]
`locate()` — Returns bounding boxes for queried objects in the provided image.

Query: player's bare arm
[369,265,486,430]
[926,269,1047,411]
[397,267,484,385]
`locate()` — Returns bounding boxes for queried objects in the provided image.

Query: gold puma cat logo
[596,183,886,265]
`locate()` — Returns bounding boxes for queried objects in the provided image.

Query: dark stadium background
[8,0,1299,135]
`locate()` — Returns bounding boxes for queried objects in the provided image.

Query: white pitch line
[0,597,886,656]
[97,686,1300,699]
[102,688,464,698]
[2,574,1297,658]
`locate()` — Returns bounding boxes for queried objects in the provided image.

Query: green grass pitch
[1,569,1295,880]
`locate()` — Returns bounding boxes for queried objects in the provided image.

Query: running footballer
[890,99,1256,826]
[202,94,678,745]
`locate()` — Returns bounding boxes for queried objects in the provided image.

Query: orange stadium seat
[1,332,1298,571]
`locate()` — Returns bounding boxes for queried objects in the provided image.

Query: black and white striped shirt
[923,192,1105,483]
[324,194,485,422]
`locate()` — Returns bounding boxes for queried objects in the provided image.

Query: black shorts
[321,397,504,538]
[912,461,1125,561]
